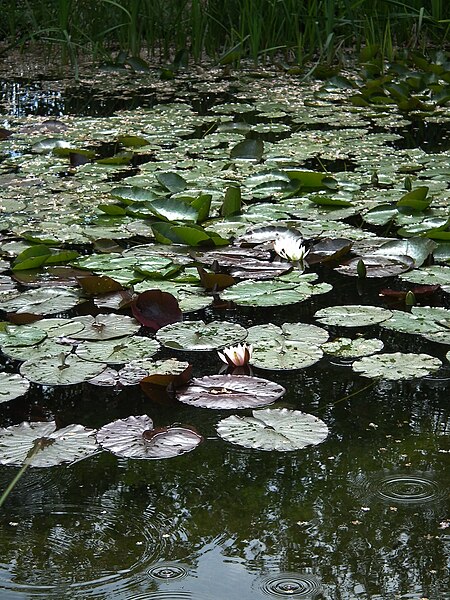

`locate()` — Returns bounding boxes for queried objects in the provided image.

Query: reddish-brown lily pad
[131,290,182,331]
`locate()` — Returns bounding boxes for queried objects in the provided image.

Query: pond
[0,62,449,599]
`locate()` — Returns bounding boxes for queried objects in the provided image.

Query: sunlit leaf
[0,373,30,403]
[20,354,107,385]
[0,421,99,467]
[156,320,247,350]
[176,374,285,409]
[96,415,202,459]
[216,408,329,451]
[352,352,442,380]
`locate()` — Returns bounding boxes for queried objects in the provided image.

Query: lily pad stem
[317,381,375,412]
[0,438,51,508]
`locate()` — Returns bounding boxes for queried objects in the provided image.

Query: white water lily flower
[218,343,253,366]
[274,237,309,263]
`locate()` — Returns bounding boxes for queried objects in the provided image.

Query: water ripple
[257,572,323,598]
[353,471,446,506]
[0,500,184,598]
[147,562,189,581]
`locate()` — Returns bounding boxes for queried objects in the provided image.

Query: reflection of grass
[0,0,448,69]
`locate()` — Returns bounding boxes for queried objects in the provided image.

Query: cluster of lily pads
[0,61,449,469]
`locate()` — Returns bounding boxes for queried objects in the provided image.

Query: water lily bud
[404,176,412,191]
[357,259,367,279]
[405,290,416,306]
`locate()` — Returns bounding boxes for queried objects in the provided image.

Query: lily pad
[0,373,30,403]
[246,323,327,370]
[96,415,202,459]
[352,352,442,380]
[315,305,392,327]
[322,337,384,358]
[20,354,107,385]
[216,408,329,451]
[0,287,81,315]
[131,290,182,330]
[0,421,99,467]
[335,255,414,277]
[156,320,247,351]
[399,265,450,292]
[380,310,445,336]
[221,279,331,307]
[176,374,285,409]
[75,336,159,364]
[71,314,141,340]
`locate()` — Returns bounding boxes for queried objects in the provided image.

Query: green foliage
[0,0,448,67]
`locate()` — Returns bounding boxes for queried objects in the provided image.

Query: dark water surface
[0,79,449,600]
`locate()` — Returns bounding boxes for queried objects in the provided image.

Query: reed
[0,1,448,67]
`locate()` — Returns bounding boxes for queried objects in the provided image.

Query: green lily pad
[221,279,331,307]
[399,265,450,292]
[0,287,81,315]
[71,314,141,340]
[156,320,247,351]
[315,305,392,327]
[75,336,159,364]
[20,354,107,385]
[216,408,329,451]
[352,352,442,380]
[176,375,285,409]
[0,421,99,467]
[96,415,202,459]
[0,373,30,403]
[246,322,328,370]
[372,238,436,267]
[230,139,264,161]
[1,337,75,362]
[380,310,445,336]
[322,337,384,358]
[0,325,47,349]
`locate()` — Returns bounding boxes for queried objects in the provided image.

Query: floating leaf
[20,354,106,385]
[156,172,188,193]
[75,336,159,364]
[399,265,450,292]
[96,415,202,459]
[230,139,264,161]
[156,320,247,351]
[0,324,47,349]
[0,287,81,315]
[216,408,329,451]
[0,373,30,403]
[352,352,442,380]
[322,337,384,359]
[77,275,124,295]
[380,310,445,336]
[372,238,436,267]
[0,421,98,466]
[307,238,353,265]
[221,279,331,307]
[131,290,182,330]
[335,255,414,277]
[246,323,327,370]
[71,314,141,340]
[315,305,392,327]
[176,374,285,409]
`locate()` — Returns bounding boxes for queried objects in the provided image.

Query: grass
[0,0,449,68]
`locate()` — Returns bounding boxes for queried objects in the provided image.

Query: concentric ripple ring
[259,572,322,597]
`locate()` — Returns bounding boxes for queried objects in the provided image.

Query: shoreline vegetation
[0,0,449,79]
